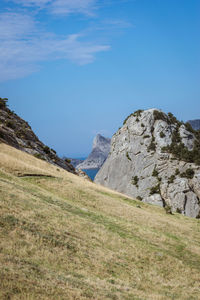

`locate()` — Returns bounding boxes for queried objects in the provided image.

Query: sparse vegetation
[1,143,200,299]
[160,131,165,138]
[43,145,51,155]
[180,168,195,179]
[161,124,200,166]
[123,109,144,125]
[148,136,156,152]
[132,175,139,187]
[65,158,71,163]
[168,174,176,184]
[0,97,8,109]
[152,167,158,177]
[153,110,168,122]
[149,184,160,195]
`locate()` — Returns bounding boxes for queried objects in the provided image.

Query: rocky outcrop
[0,98,75,173]
[77,134,111,169]
[188,119,200,130]
[95,109,200,218]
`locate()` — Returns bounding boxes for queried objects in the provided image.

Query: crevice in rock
[183,194,187,213]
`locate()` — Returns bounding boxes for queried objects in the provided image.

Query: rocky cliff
[188,119,200,130]
[95,109,200,218]
[77,134,111,169]
[0,98,75,173]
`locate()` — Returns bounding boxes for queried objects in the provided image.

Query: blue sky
[0,0,199,157]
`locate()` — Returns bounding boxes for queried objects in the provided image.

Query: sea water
[82,169,99,181]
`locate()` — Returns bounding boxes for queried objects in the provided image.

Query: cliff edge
[95,109,200,218]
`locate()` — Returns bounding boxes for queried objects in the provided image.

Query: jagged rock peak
[95,109,200,218]
[76,134,111,170]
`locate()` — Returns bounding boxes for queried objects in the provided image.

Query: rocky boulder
[95,109,200,218]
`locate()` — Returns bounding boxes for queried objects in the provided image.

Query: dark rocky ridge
[188,119,200,130]
[0,98,75,174]
[95,109,200,218]
[77,134,111,169]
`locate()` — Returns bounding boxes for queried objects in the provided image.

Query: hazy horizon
[0,0,199,157]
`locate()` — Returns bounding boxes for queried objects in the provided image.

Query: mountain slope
[95,109,200,218]
[0,98,75,173]
[188,119,200,130]
[0,143,200,299]
[77,134,111,169]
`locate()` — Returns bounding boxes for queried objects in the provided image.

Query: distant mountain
[188,119,200,130]
[0,98,75,174]
[95,109,200,218]
[69,158,84,168]
[76,134,111,169]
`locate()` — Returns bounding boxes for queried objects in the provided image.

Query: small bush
[168,175,175,184]
[0,97,8,109]
[159,131,165,138]
[141,123,144,127]
[153,110,168,122]
[65,158,71,163]
[148,140,156,152]
[132,176,139,187]
[180,168,195,179]
[152,168,158,177]
[175,168,180,175]
[137,196,142,201]
[149,184,160,195]
[143,135,150,139]
[43,146,51,155]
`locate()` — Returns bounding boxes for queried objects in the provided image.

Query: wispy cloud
[9,0,97,16]
[1,0,131,81]
[0,12,110,81]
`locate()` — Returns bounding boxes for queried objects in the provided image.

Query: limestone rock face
[77,134,111,169]
[95,109,200,218]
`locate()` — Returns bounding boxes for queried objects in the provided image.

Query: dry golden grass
[0,143,200,299]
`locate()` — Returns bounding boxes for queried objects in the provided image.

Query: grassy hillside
[0,143,200,300]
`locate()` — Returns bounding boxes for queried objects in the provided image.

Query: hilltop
[1,142,200,299]
[0,98,75,173]
[95,109,200,218]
